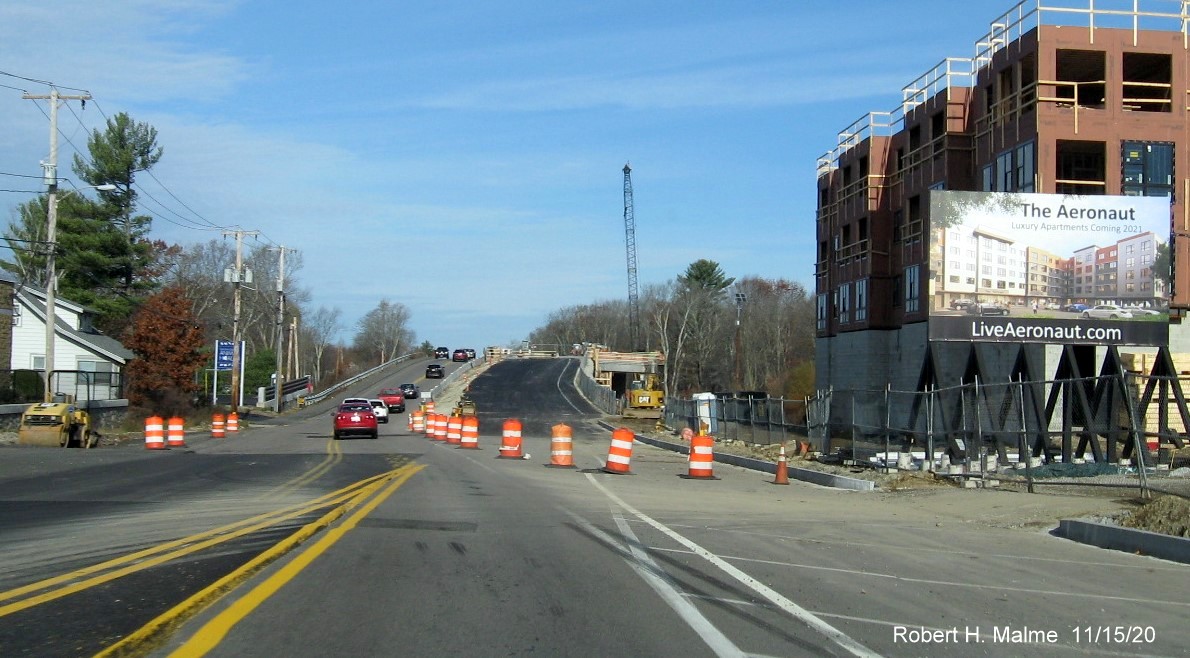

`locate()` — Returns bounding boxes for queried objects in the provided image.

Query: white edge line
[585,473,881,658]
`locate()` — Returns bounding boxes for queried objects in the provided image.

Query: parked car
[398,383,420,399]
[1044,302,1063,310]
[452,349,469,362]
[369,399,389,423]
[333,402,378,440]
[965,302,1010,316]
[1123,306,1162,316]
[1082,304,1133,319]
[377,388,406,413]
[949,299,975,310]
[434,346,450,359]
[426,363,445,378]
[1063,303,1089,313]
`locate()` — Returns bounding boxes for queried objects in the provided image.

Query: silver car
[1081,304,1133,319]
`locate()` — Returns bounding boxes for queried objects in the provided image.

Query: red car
[377,388,406,413]
[333,402,378,440]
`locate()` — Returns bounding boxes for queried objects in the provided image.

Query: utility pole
[223,230,258,414]
[23,88,91,401]
[270,245,295,412]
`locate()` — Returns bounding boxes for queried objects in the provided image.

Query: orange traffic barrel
[166,416,186,448]
[601,427,634,474]
[411,410,426,434]
[424,400,437,416]
[431,414,447,441]
[144,416,165,450]
[498,419,523,459]
[546,423,576,468]
[227,412,239,433]
[681,433,718,479]
[459,415,480,449]
[446,415,463,445]
[211,413,226,439]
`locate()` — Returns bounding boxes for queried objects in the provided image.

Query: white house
[11,284,133,401]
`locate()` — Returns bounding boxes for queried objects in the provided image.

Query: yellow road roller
[18,395,96,448]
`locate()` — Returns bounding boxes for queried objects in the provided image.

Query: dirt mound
[1118,496,1190,538]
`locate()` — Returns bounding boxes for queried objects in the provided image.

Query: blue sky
[1,0,1017,348]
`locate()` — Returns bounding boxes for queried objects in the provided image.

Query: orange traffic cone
[772,443,790,485]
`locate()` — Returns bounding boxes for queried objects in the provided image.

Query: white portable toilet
[693,392,719,435]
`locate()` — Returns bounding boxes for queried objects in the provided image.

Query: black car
[434,346,449,359]
[452,349,469,362]
[398,383,420,399]
[965,302,1010,316]
[426,363,445,378]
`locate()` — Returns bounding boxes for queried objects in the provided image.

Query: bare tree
[301,306,341,384]
[352,299,413,365]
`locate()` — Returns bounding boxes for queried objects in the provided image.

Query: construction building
[815,0,1189,399]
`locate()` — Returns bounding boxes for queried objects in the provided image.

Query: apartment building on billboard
[815,0,1187,394]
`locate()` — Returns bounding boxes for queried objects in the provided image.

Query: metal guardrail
[303,353,418,407]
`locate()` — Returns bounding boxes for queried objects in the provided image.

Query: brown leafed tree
[123,286,208,414]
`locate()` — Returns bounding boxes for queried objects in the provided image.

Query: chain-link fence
[664,392,831,447]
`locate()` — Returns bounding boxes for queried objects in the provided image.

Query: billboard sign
[928,191,1168,346]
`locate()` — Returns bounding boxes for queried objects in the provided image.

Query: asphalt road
[0,356,1186,657]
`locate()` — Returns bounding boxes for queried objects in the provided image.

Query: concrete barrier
[1056,519,1190,565]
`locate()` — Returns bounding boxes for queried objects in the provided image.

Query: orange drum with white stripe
[684,433,717,479]
[166,416,186,448]
[144,416,165,450]
[498,418,523,459]
[460,415,479,449]
[431,414,447,441]
[602,427,634,474]
[424,401,436,417]
[227,412,239,433]
[211,413,225,439]
[411,410,425,434]
[547,423,575,468]
[446,415,463,445]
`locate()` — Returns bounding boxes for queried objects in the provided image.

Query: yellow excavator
[18,393,96,448]
[622,374,664,419]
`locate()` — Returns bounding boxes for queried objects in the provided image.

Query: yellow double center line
[101,462,423,658]
[0,461,404,619]
[263,438,343,501]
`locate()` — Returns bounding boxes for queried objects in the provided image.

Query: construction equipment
[455,393,477,416]
[622,163,641,350]
[18,394,95,448]
[622,374,664,419]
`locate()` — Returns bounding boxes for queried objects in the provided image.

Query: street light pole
[733,292,747,391]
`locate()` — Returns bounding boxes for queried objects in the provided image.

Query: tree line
[528,258,816,399]
[2,112,416,415]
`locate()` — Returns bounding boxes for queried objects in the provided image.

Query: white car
[1123,306,1162,316]
[1081,304,1133,319]
[369,399,389,423]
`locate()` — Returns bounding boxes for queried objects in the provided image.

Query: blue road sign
[216,340,234,371]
